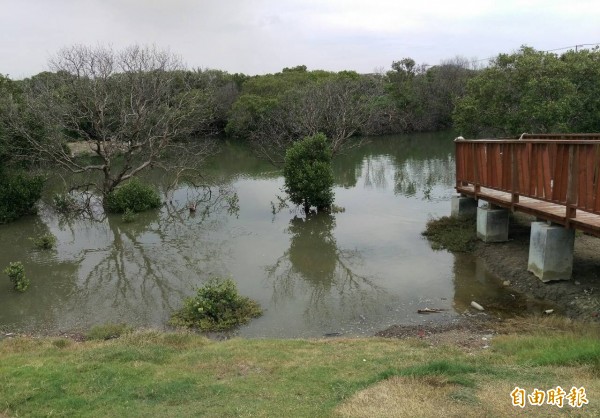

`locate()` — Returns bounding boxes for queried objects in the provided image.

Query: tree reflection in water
[451,253,555,316]
[267,212,385,324]
[72,184,238,325]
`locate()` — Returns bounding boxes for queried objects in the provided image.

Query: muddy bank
[414,212,600,340]
[473,214,600,321]
[376,315,499,350]
[422,213,600,321]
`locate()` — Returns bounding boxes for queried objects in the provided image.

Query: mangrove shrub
[170,278,262,331]
[454,47,600,136]
[4,261,29,292]
[0,171,44,224]
[104,178,161,213]
[283,133,334,214]
[31,233,57,250]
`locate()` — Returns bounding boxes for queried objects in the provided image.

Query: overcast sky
[2,0,600,78]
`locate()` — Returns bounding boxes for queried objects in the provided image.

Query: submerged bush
[0,172,44,224]
[4,261,29,292]
[170,278,263,331]
[86,323,133,341]
[31,232,57,250]
[283,133,334,213]
[104,178,161,213]
[422,215,477,252]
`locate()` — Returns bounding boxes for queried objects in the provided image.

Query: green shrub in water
[31,233,57,250]
[170,278,263,331]
[104,178,161,214]
[283,133,334,213]
[86,323,133,341]
[4,261,29,292]
[0,172,44,224]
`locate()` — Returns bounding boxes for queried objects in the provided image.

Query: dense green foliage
[381,57,474,133]
[3,261,29,292]
[226,61,474,146]
[283,133,334,213]
[0,170,44,223]
[1,75,46,223]
[104,178,161,214]
[170,278,262,331]
[224,67,341,139]
[454,47,600,136]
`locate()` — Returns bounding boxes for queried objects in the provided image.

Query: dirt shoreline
[378,214,599,342]
[473,214,600,321]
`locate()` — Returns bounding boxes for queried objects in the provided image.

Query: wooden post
[566,145,578,225]
[472,143,480,196]
[511,143,519,206]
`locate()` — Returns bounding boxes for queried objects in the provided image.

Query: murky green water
[0,132,552,337]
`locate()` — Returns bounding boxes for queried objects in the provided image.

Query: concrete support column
[527,222,575,282]
[451,195,477,217]
[476,206,509,242]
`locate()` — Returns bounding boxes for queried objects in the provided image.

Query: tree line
[2,44,600,222]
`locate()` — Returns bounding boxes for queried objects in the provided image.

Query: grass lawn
[0,318,598,417]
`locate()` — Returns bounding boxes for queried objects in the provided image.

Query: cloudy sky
[2,0,600,78]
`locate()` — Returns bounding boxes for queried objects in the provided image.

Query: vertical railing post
[473,143,480,196]
[566,145,578,225]
[455,142,460,188]
[511,143,519,205]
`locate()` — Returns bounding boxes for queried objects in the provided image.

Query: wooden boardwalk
[455,135,600,237]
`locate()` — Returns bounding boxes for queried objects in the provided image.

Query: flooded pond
[0,132,551,337]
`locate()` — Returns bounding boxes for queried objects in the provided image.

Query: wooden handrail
[455,138,600,217]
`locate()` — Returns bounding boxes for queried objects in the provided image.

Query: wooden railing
[455,138,600,218]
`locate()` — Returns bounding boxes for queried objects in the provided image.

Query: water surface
[0,132,552,337]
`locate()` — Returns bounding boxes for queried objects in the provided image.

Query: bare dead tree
[7,45,216,204]
[249,76,377,165]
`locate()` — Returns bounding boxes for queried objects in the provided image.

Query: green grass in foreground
[0,321,599,417]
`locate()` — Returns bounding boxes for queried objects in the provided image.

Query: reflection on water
[0,132,552,337]
[266,214,388,330]
[452,254,557,315]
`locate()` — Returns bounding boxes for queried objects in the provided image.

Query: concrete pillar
[451,195,477,217]
[528,222,575,282]
[476,206,509,242]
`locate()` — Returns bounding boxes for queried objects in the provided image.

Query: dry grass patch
[336,369,599,418]
[475,371,599,417]
[335,376,477,418]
